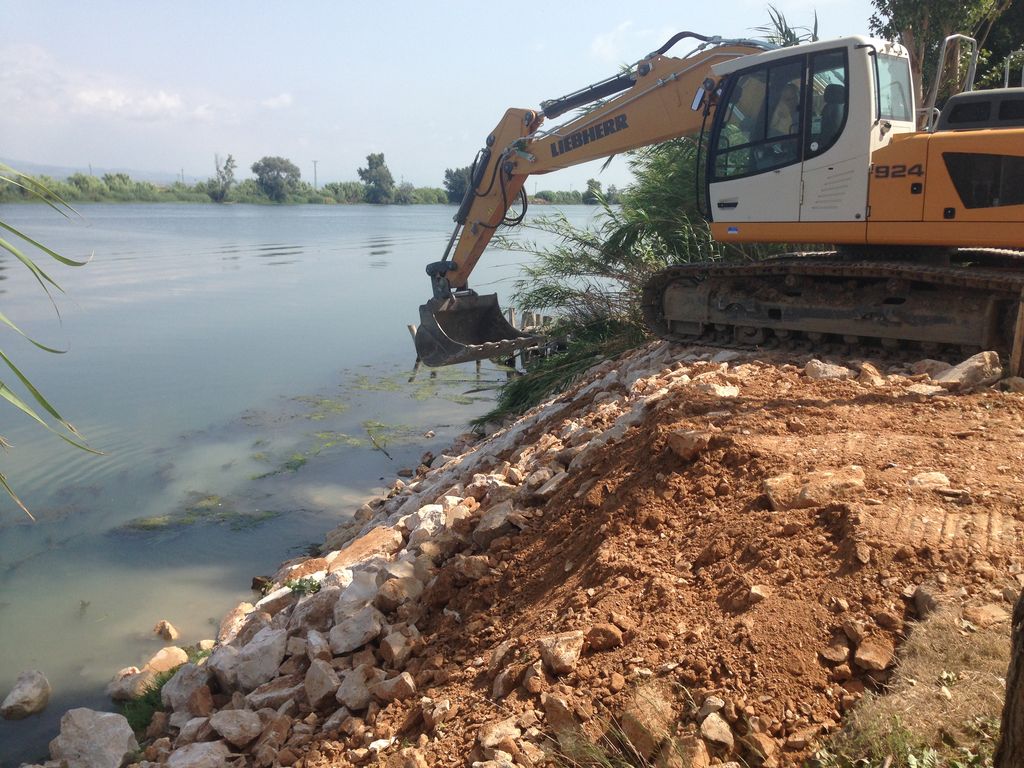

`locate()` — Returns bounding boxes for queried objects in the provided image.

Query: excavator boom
[414,28,1024,370]
[414,33,770,367]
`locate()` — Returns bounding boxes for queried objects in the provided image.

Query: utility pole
[312,160,318,191]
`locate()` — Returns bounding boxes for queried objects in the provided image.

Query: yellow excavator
[413,31,1024,368]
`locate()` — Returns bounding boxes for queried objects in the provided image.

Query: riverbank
[15,340,1023,767]
[3,202,596,766]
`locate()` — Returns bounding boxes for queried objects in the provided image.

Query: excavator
[413,31,1024,368]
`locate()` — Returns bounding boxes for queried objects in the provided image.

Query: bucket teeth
[414,294,544,367]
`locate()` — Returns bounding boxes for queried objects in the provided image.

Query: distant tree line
[0,153,610,207]
[441,164,620,207]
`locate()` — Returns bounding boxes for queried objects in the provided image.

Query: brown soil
[300,350,1024,767]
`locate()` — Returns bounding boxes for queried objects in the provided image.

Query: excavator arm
[414,32,770,367]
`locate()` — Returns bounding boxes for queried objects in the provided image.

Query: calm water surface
[0,203,598,763]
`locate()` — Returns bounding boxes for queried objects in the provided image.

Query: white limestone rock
[206,644,240,693]
[699,711,734,749]
[288,585,342,635]
[1,669,51,719]
[144,646,188,674]
[209,708,262,748]
[472,500,516,548]
[373,576,424,613]
[379,627,418,668]
[537,631,585,676]
[369,671,416,702]
[306,629,332,661]
[49,708,138,768]
[245,673,304,710]
[933,350,1002,390]
[329,604,385,655]
[910,471,951,490]
[254,586,298,616]
[152,620,180,642]
[804,359,853,381]
[235,627,287,692]
[334,570,381,617]
[406,503,445,549]
[160,663,211,713]
[336,664,386,711]
[305,658,342,709]
[166,740,234,768]
[106,666,156,702]
[217,601,255,645]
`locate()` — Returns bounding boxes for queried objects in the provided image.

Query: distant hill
[1,158,203,185]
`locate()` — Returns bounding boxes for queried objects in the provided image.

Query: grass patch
[548,681,707,768]
[473,319,644,426]
[120,668,177,734]
[813,607,1009,767]
[285,576,321,595]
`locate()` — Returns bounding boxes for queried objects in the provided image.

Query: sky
[2,0,878,192]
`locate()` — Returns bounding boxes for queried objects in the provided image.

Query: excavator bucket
[414,294,544,367]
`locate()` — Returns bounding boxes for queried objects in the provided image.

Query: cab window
[712,48,850,180]
[712,58,803,180]
[806,50,848,158]
[876,53,913,122]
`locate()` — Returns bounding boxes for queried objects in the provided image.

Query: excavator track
[641,251,1024,360]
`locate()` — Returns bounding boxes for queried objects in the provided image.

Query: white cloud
[260,93,293,110]
[0,43,225,125]
[74,87,185,121]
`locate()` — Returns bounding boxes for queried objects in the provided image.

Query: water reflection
[0,255,11,295]
[247,243,304,265]
[365,236,393,267]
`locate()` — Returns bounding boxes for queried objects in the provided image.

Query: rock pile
[25,344,1024,767]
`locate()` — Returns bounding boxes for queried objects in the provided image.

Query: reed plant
[477,139,772,424]
[0,163,98,517]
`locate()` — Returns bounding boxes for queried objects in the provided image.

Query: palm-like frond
[753,4,819,46]
[0,165,99,519]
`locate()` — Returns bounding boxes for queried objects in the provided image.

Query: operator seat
[819,83,846,146]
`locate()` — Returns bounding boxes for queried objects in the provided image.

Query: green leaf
[0,167,98,518]
[0,221,90,267]
[0,471,33,521]
[0,357,100,453]
[0,307,65,353]
[0,163,80,219]
[0,234,65,306]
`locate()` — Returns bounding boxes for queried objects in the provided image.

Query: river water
[0,202,598,764]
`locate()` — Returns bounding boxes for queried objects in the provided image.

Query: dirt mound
[132,345,1024,768]
[338,354,1021,766]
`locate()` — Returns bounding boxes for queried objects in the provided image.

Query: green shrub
[120,668,178,734]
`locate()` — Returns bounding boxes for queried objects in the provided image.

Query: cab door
[708,58,805,226]
[800,49,866,222]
